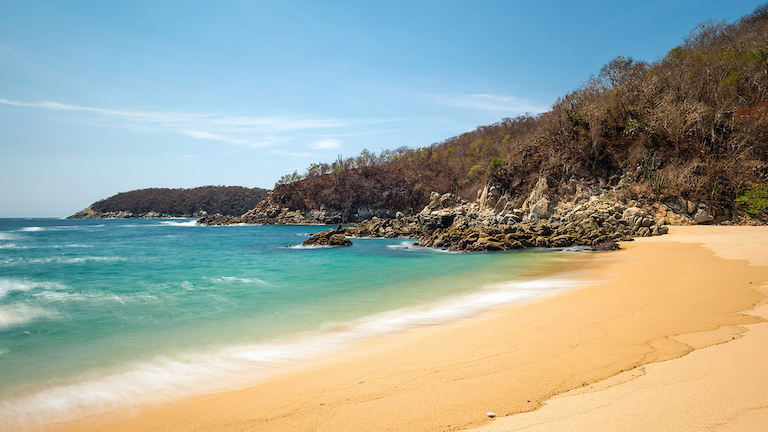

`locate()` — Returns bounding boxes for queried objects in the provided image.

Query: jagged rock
[486,186,502,208]
[525,196,551,223]
[622,207,646,220]
[200,176,695,252]
[693,208,714,224]
[493,196,508,214]
[439,193,456,208]
[522,178,549,211]
[687,200,697,215]
[302,227,353,247]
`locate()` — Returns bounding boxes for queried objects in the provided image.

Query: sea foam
[23,256,126,265]
[0,278,68,298]
[19,227,44,232]
[0,305,58,330]
[157,220,200,227]
[207,276,271,286]
[0,232,19,241]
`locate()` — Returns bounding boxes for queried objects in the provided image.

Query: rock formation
[201,177,749,252]
[301,226,353,247]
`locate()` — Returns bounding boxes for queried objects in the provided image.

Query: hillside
[261,5,768,222]
[69,186,269,219]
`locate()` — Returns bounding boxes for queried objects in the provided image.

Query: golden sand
[42,226,768,432]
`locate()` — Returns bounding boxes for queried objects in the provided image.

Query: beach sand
[41,226,768,432]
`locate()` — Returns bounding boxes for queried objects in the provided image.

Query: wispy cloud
[316,128,408,138]
[308,138,342,149]
[182,130,229,141]
[271,149,315,157]
[0,98,388,149]
[427,93,547,114]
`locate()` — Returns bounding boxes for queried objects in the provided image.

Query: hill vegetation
[269,5,768,220]
[70,186,269,218]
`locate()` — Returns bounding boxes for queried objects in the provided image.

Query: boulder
[693,208,714,224]
[486,186,502,209]
[439,193,456,208]
[622,207,646,220]
[525,196,552,222]
[302,227,353,247]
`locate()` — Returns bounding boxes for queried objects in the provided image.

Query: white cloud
[308,138,342,149]
[182,130,228,141]
[270,149,315,157]
[0,98,386,149]
[427,93,547,114]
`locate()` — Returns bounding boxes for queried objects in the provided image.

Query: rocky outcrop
[402,189,639,251]
[201,177,753,252]
[301,226,353,247]
[199,192,364,225]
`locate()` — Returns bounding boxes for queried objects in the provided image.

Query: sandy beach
[41,226,768,432]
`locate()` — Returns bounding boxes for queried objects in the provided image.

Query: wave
[0,277,192,307]
[18,225,82,231]
[19,227,44,232]
[285,244,332,249]
[0,305,58,330]
[385,240,419,251]
[0,273,585,429]
[386,241,459,254]
[0,278,68,299]
[207,222,252,227]
[0,232,19,241]
[157,220,199,227]
[205,276,271,286]
[0,244,93,250]
[17,256,126,265]
[11,225,96,234]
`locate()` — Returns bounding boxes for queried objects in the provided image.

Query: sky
[1,0,765,217]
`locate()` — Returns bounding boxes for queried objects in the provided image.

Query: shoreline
[37,226,768,432]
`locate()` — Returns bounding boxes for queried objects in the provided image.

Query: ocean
[0,218,585,428]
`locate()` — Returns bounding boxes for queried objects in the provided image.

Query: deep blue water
[0,218,582,428]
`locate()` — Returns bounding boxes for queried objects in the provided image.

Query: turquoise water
[0,218,583,428]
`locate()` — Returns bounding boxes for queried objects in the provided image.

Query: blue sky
[1,0,764,217]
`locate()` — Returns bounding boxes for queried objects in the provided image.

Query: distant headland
[68,186,269,219]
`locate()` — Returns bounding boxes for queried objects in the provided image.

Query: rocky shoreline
[198,177,752,252]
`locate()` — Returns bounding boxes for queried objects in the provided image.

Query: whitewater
[0,218,585,429]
